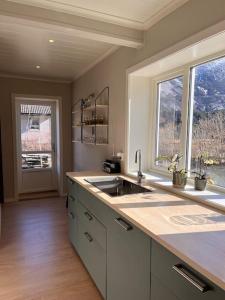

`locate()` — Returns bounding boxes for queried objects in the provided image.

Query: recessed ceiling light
[36,65,41,69]
[49,39,55,43]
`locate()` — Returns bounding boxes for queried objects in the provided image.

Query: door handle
[84,211,93,221]
[172,264,209,293]
[115,217,133,231]
[84,232,93,242]
[67,177,74,185]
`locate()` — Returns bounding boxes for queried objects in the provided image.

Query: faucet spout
[135,149,145,184]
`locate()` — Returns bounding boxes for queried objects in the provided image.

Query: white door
[15,99,58,194]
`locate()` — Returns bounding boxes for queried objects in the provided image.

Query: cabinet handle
[68,212,75,219]
[84,211,93,221]
[84,232,93,242]
[69,195,75,202]
[67,177,74,185]
[115,217,133,231]
[172,264,209,293]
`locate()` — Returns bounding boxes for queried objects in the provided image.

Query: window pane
[22,153,52,169]
[191,56,225,187]
[156,76,183,167]
[21,104,52,152]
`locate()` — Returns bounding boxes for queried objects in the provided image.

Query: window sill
[128,171,225,213]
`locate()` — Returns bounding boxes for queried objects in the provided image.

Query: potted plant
[156,153,187,188]
[192,155,214,191]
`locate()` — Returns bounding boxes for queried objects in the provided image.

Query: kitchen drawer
[68,210,78,249]
[68,194,77,215]
[77,200,106,250]
[78,186,112,226]
[151,240,225,300]
[151,274,180,300]
[78,218,106,299]
[67,177,78,198]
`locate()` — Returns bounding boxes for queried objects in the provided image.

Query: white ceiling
[6,0,189,29]
[0,0,189,81]
[0,15,115,81]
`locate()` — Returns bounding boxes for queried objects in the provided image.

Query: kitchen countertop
[67,171,225,291]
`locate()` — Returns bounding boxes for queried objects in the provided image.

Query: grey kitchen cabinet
[77,183,112,225]
[67,177,225,300]
[76,199,107,298]
[151,275,180,300]
[67,187,79,250]
[67,176,78,198]
[151,240,225,300]
[67,178,78,249]
[107,210,151,300]
[76,200,106,251]
[77,217,106,298]
[67,177,107,298]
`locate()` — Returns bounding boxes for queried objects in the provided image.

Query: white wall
[128,76,150,173]
[72,0,225,172]
[0,77,72,200]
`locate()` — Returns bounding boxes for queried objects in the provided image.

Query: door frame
[12,94,64,200]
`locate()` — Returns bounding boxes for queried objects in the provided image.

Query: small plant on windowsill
[155,153,187,188]
[192,154,214,191]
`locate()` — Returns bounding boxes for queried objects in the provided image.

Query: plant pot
[194,177,207,191]
[172,172,187,188]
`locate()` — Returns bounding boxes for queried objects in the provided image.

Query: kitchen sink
[85,176,152,197]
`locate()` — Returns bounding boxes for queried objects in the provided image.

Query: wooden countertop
[67,171,225,291]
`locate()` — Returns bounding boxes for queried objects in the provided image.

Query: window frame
[150,68,189,173]
[149,52,225,192]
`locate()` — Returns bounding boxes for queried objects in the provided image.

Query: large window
[156,76,183,168]
[190,57,225,188]
[153,55,225,189]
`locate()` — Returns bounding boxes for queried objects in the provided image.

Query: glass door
[15,100,57,194]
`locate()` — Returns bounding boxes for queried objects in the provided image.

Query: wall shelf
[83,104,108,111]
[72,87,109,145]
[83,124,108,127]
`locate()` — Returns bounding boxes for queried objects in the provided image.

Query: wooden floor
[0,197,103,300]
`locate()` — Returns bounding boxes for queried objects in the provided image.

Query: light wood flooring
[0,197,103,300]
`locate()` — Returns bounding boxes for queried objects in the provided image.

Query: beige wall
[72,0,225,171]
[0,76,72,200]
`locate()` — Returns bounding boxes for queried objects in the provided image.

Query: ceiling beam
[0,0,144,48]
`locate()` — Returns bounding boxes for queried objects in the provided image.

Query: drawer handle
[69,195,75,202]
[115,217,133,231]
[84,211,93,221]
[68,212,75,219]
[84,232,93,242]
[68,178,74,185]
[172,264,209,293]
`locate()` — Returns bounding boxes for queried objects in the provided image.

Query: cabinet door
[107,211,151,300]
[68,210,78,249]
[78,218,106,299]
[67,177,78,198]
[68,194,78,250]
[151,240,225,300]
[151,275,180,300]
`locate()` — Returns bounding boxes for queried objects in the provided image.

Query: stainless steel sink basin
[85,176,152,197]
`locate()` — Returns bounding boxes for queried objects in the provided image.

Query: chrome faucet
[135,149,145,184]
